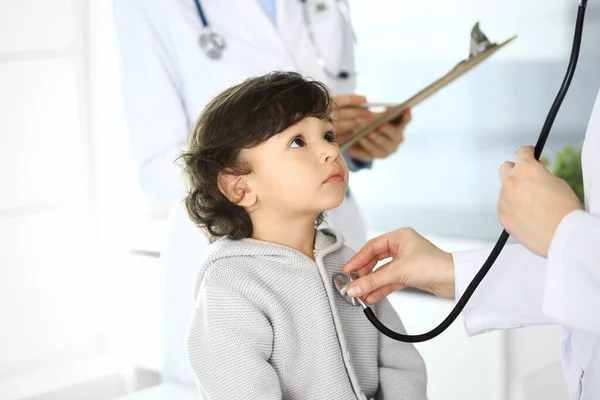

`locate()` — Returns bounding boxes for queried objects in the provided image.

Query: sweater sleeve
[375,299,428,400]
[187,284,282,399]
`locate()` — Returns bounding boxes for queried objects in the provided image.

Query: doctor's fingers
[334,112,372,136]
[343,249,393,276]
[376,123,405,145]
[498,161,515,182]
[359,260,407,304]
[364,282,407,305]
[347,259,407,298]
[334,107,373,125]
[333,94,367,107]
[346,145,374,163]
[513,145,535,164]
[400,109,412,125]
[357,135,393,159]
[335,120,358,135]
[342,235,397,275]
[387,108,412,128]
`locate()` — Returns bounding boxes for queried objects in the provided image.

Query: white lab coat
[114,0,367,383]
[453,88,600,399]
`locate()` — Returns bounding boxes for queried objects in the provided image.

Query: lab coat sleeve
[543,210,600,335]
[453,243,555,336]
[374,299,427,400]
[113,0,189,202]
[343,152,372,172]
[188,284,282,399]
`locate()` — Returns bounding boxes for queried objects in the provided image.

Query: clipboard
[339,23,517,151]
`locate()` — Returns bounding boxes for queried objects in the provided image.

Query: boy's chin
[320,193,346,211]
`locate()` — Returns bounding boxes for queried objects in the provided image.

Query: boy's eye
[324,131,336,143]
[290,136,306,148]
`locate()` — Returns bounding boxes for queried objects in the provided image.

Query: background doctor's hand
[341,228,455,304]
[498,145,582,258]
[347,108,412,163]
[332,94,373,136]
[332,95,411,162]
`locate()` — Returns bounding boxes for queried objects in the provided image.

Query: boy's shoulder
[196,238,254,285]
[193,237,288,299]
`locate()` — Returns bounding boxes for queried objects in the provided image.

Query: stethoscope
[334,0,589,343]
[192,0,356,79]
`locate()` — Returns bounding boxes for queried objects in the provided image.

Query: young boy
[181,72,427,399]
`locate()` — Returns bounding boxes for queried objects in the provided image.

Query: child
[181,72,427,399]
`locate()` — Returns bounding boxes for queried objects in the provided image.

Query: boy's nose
[320,142,341,162]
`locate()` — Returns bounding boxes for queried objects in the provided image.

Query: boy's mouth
[323,167,344,184]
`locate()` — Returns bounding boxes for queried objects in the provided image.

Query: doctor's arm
[341,229,557,336]
[497,145,600,335]
[374,300,427,399]
[114,0,189,202]
[453,244,556,336]
[459,212,600,337]
[188,285,282,399]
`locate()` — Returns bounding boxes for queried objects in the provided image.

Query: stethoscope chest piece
[199,31,226,59]
[333,272,363,307]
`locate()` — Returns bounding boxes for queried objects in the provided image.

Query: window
[0,1,122,398]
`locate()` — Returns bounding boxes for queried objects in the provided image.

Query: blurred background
[0,0,597,399]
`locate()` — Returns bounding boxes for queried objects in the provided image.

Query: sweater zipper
[313,250,366,400]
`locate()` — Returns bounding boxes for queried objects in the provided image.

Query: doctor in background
[343,88,600,398]
[114,0,411,384]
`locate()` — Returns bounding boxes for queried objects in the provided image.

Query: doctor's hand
[332,94,374,136]
[498,145,582,258]
[332,95,411,162]
[346,109,412,163]
[341,228,455,304]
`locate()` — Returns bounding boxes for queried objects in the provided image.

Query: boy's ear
[217,172,257,208]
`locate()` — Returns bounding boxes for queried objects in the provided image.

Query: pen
[341,102,398,109]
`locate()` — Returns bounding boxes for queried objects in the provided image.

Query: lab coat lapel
[582,88,600,215]
[275,0,305,61]
[241,0,289,57]
[200,0,294,64]
[274,0,352,93]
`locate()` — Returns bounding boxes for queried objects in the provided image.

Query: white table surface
[114,382,197,400]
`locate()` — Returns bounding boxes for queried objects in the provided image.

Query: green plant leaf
[546,145,585,206]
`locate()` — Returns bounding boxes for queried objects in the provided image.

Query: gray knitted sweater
[187,229,427,399]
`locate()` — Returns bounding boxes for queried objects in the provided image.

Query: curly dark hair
[180,72,333,242]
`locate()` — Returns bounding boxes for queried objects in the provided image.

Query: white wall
[0,1,115,398]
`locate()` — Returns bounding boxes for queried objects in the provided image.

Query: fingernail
[347,285,361,297]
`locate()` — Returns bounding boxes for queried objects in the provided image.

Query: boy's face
[243,117,349,219]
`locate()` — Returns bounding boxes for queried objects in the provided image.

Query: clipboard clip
[470,22,495,58]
